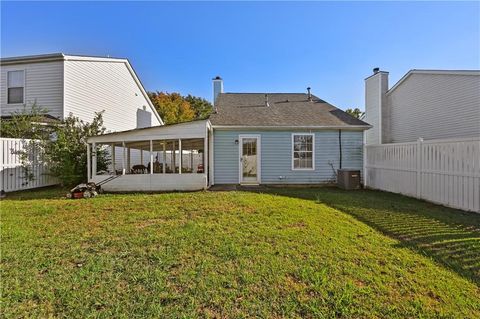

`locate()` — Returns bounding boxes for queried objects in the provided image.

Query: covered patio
[86,120,211,192]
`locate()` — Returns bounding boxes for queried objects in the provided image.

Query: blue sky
[2,1,479,110]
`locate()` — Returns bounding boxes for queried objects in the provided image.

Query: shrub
[44,112,110,185]
[1,104,109,186]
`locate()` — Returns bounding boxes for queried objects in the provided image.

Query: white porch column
[92,143,97,177]
[190,150,193,172]
[122,141,126,175]
[87,143,91,181]
[150,140,153,174]
[171,141,175,172]
[162,141,166,174]
[127,147,131,173]
[111,143,116,173]
[178,139,182,174]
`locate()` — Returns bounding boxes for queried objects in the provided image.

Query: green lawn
[2,187,479,318]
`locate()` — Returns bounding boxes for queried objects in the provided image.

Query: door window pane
[242,138,257,178]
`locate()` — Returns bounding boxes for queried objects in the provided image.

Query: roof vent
[307,87,312,101]
[373,67,380,74]
[265,94,270,107]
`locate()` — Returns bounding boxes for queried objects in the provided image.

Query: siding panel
[0,61,64,118]
[64,60,160,132]
[387,73,480,143]
[213,130,363,184]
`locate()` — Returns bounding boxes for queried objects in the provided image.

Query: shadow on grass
[259,187,480,286]
[2,186,69,201]
[4,185,480,285]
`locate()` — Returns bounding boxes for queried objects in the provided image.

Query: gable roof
[209,93,370,129]
[387,69,480,94]
[0,53,163,125]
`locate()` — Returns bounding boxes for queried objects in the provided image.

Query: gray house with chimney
[364,68,480,144]
[86,76,370,191]
[209,78,370,185]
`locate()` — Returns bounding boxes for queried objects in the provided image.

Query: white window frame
[6,69,26,105]
[291,133,315,171]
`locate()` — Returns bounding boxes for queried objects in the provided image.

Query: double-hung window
[292,133,314,170]
[7,70,25,104]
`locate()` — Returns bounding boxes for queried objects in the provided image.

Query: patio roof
[88,119,210,144]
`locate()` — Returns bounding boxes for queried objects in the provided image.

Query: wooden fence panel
[365,137,480,213]
[0,138,58,192]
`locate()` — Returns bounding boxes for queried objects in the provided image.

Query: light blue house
[87,77,370,191]
[209,79,370,185]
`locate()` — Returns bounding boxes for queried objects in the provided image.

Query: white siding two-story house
[363,68,480,212]
[364,68,480,144]
[0,53,163,131]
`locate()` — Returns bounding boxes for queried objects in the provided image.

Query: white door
[239,136,260,184]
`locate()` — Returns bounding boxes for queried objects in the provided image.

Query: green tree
[345,108,364,119]
[184,94,213,120]
[148,92,195,124]
[0,102,52,139]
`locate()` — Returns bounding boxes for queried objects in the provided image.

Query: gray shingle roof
[208,93,370,128]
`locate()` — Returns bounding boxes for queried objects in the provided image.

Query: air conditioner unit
[337,169,360,190]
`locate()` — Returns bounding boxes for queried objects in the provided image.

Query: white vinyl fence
[1,138,58,192]
[365,137,480,213]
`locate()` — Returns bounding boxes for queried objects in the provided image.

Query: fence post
[87,143,91,181]
[416,138,423,198]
